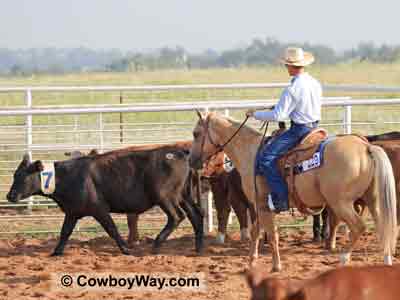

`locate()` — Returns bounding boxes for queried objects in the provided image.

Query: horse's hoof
[340,253,351,265]
[384,255,393,265]
[271,265,282,273]
[249,258,258,268]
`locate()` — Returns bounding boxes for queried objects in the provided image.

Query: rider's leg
[257,124,313,212]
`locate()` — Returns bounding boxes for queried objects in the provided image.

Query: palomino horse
[315,134,400,249]
[189,112,397,271]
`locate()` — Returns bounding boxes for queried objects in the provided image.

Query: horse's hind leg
[325,208,340,251]
[330,202,366,265]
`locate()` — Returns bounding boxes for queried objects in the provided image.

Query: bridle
[194,110,249,167]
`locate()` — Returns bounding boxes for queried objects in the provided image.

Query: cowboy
[246,47,322,213]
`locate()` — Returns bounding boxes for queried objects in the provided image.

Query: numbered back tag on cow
[40,163,56,194]
[223,153,235,173]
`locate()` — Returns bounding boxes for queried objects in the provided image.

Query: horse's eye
[193,132,200,139]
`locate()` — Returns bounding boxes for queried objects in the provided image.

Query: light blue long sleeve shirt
[253,73,322,124]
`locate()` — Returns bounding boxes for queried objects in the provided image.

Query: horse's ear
[195,109,203,121]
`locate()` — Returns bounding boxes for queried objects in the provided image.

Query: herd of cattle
[5,128,400,300]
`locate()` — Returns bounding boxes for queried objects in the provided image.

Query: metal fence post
[73,115,79,146]
[25,89,33,213]
[343,105,352,134]
[98,113,104,153]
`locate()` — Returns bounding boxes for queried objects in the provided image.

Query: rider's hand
[246,109,256,118]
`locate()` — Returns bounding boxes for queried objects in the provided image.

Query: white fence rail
[0,83,400,236]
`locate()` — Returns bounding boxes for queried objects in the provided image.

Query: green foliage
[2,39,400,75]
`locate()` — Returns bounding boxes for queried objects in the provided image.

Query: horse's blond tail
[369,145,398,255]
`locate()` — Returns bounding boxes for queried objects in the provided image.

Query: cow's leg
[153,202,184,251]
[127,213,140,247]
[51,214,78,256]
[321,208,329,240]
[210,179,230,244]
[312,213,322,243]
[216,204,231,244]
[326,208,340,251]
[180,198,204,253]
[93,212,130,255]
[230,190,250,241]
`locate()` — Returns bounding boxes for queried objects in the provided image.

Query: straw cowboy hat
[281,47,315,66]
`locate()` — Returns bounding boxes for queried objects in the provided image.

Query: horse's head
[189,111,222,170]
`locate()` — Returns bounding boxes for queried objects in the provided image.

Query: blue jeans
[256,122,317,211]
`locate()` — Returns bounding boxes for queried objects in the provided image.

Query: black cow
[7,144,204,256]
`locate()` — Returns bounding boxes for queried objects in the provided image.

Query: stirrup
[267,194,276,212]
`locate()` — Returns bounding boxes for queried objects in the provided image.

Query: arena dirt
[0,222,394,300]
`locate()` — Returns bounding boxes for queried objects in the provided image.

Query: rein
[199,115,249,165]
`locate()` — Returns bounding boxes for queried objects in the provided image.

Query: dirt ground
[0,221,396,300]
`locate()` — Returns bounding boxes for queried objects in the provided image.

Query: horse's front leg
[261,210,281,272]
[249,218,262,266]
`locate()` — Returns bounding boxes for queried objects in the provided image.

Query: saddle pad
[40,163,56,194]
[292,136,336,175]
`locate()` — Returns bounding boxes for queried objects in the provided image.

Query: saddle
[277,128,329,215]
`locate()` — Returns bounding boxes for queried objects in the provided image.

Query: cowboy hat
[280,47,315,67]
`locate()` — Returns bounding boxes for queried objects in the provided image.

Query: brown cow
[247,264,400,300]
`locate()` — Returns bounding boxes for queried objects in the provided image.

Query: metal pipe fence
[0,83,400,236]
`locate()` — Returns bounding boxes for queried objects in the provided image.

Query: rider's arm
[253,89,296,122]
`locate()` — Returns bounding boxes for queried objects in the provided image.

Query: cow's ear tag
[166,153,175,160]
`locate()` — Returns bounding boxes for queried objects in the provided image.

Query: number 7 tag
[40,163,56,194]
